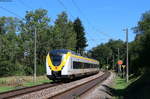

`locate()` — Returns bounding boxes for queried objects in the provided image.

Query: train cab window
[49,50,65,66]
[50,54,62,66]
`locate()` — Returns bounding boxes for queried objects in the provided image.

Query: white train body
[46,49,99,80]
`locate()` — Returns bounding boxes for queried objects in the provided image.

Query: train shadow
[100,72,150,99]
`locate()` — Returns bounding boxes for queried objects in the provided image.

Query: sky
[0,0,150,50]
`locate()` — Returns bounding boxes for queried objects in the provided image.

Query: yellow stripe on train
[47,52,98,71]
[70,54,98,63]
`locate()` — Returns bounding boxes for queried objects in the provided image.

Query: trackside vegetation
[90,10,150,76]
[110,72,150,99]
[0,9,87,76]
[110,75,140,99]
[1,7,150,98]
[113,76,140,90]
[89,10,150,98]
[0,76,51,92]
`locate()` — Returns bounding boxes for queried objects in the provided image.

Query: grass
[24,79,51,87]
[110,72,150,99]
[0,75,52,93]
[0,86,14,92]
[111,75,140,99]
[123,73,150,99]
[113,76,127,89]
[113,75,140,90]
[113,76,140,90]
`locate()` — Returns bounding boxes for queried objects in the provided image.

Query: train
[46,49,99,81]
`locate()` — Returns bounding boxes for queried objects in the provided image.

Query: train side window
[89,63,91,68]
[73,61,99,69]
[73,61,82,69]
[92,64,94,68]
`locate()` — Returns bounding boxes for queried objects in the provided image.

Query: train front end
[46,50,71,80]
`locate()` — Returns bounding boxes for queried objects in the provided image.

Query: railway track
[0,71,110,99]
[50,71,110,99]
[0,82,62,99]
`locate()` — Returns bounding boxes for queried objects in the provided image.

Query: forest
[0,9,87,76]
[90,10,150,76]
[0,8,150,77]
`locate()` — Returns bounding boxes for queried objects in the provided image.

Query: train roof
[49,49,76,55]
[49,49,98,63]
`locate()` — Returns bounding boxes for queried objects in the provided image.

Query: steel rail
[50,72,110,99]
[0,82,62,98]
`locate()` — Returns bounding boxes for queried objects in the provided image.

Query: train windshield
[49,50,66,66]
[50,54,62,66]
[49,49,76,66]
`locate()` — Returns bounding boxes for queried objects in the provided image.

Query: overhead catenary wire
[56,0,75,19]
[0,6,23,19]
[71,0,92,28]
[71,0,96,38]
[56,0,119,44]
[70,0,112,47]
[1,0,115,44]
[18,0,33,10]
[71,0,114,39]
[17,1,56,24]
[0,5,38,82]
[18,0,56,24]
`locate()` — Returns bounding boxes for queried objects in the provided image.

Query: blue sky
[0,0,150,50]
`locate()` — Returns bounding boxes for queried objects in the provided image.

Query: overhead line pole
[34,27,37,82]
[113,55,115,70]
[0,6,37,82]
[117,48,120,74]
[106,57,109,70]
[124,28,129,83]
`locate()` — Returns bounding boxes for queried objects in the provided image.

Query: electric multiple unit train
[46,49,99,80]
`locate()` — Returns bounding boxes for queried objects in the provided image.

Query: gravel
[12,71,104,99]
[80,71,116,99]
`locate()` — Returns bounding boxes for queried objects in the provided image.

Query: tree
[90,44,112,68]
[0,17,22,76]
[133,10,150,72]
[73,18,87,53]
[20,9,51,75]
[0,10,86,76]
[53,11,76,51]
[89,39,125,70]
